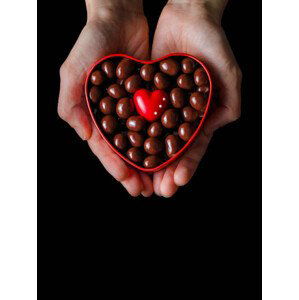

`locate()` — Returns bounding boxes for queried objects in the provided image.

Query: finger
[160,161,180,198]
[153,169,166,196]
[121,170,144,197]
[140,173,154,197]
[174,131,212,186]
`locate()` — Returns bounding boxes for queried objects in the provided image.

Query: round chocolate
[154,72,170,89]
[159,58,180,76]
[177,74,195,90]
[170,87,185,108]
[113,133,127,150]
[197,85,209,94]
[126,116,146,132]
[182,106,199,122]
[181,58,196,74]
[101,60,115,79]
[144,137,163,155]
[165,135,181,157]
[116,58,135,79]
[107,83,127,99]
[143,155,162,168]
[127,147,143,163]
[140,64,155,81]
[189,92,206,111]
[127,131,144,147]
[101,115,117,134]
[194,67,208,87]
[116,97,134,119]
[89,86,101,103]
[99,96,115,115]
[178,123,194,141]
[90,70,104,85]
[124,74,142,93]
[161,109,179,129]
[147,122,163,137]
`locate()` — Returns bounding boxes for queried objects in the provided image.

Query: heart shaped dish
[85,53,213,173]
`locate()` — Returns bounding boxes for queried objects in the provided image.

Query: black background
[39,0,261,297]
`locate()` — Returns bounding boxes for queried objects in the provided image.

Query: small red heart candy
[133,89,169,122]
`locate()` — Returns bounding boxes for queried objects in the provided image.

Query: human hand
[58,0,153,197]
[151,0,242,197]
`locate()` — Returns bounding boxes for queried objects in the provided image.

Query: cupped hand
[58,7,153,197]
[151,2,242,197]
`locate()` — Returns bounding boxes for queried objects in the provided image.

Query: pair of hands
[58,0,242,197]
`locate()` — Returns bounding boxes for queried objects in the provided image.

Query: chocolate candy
[125,74,142,93]
[170,88,185,108]
[143,155,162,168]
[116,97,134,119]
[165,135,181,157]
[177,74,195,90]
[197,85,209,94]
[144,137,163,155]
[126,116,146,132]
[140,64,155,81]
[182,106,198,122]
[89,86,101,103]
[154,72,170,89]
[101,115,117,134]
[178,123,195,141]
[127,147,143,163]
[127,131,144,147]
[161,109,179,129]
[181,58,196,74]
[116,58,135,79]
[194,67,208,87]
[113,133,127,150]
[159,58,180,76]
[189,92,206,111]
[101,60,115,79]
[99,96,115,115]
[90,70,104,85]
[147,121,163,137]
[107,83,127,99]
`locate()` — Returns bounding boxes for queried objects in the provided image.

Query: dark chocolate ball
[99,96,115,115]
[90,70,104,85]
[182,106,199,122]
[177,74,195,90]
[126,116,146,132]
[144,137,163,155]
[89,86,101,103]
[165,135,181,157]
[124,74,142,93]
[113,133,127,150]
[178,123,194,141]
[181,58,196,74]
[116,97,134,119]
[194,67,208,87]
[116,58,135,79]
[101,60,115,79]
[127,147,143,163]
[127,131,144,147]
[189,92,206,111]
[154,72,170,89]
[147,122,163,137]
[143,155,162,168]
[161,109,179,129]
[197,85,210,94]
[159,58,180,76]
[101,115,117,134]
[140,64,155,81]
[170,87,185,108]
[107,83,127,99]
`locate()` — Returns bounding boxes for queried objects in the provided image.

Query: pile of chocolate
[87,55,210,169]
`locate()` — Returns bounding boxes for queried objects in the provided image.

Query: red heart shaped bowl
[85,53,213,173]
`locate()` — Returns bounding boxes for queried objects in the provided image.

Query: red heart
[133,89,169,122]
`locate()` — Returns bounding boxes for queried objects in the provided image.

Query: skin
[58,0,241,198]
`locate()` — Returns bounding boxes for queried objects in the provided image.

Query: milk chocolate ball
[116,98,134,119]
[161,109,179,129]
[194,67,208,87]
[189,92,206,111]
[182,106,199,122]
[140,64,155,81]
[143,155,162,168]
[99,96,115,115]
[165,135,181,157]
[144,137,163,155]
[116,58,135,79]
[159,58,180,76]
[197,85,209,94]
[178,123,194,141]
[107,83,127,99]
[113,133,127,150]
[170,87,185,108]
[127,131,144,147]
[101,115,117,134]
[125,74,142,93]
[177,74,195,90]
[154,72,170,89]
[101,60,115,79]
[90,70,104,85]
[126,116,146,132]
[181,58,196,74]
[147,122,163,137]
[127,147,143,163]
[89,86,101,103]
